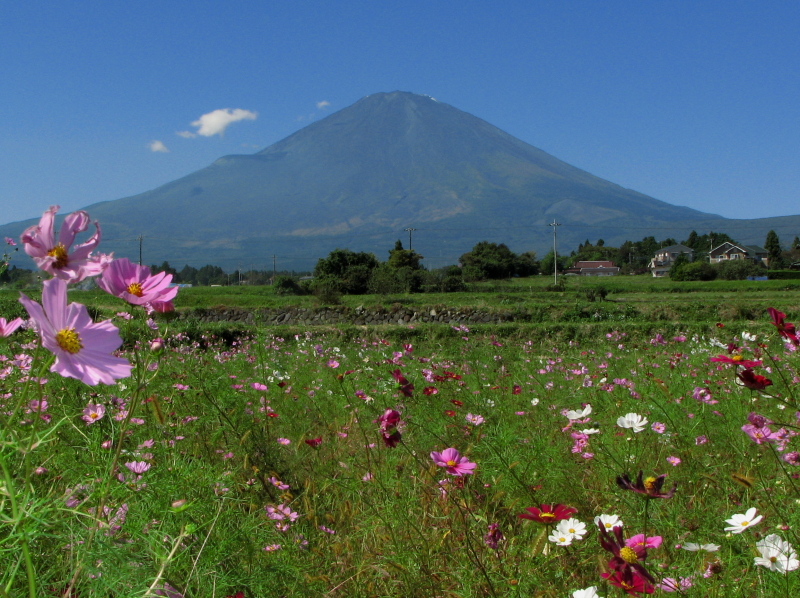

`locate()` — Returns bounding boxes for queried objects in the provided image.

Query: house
[648,244,694,277]
[709,242,768,266]
[565,260,620,276]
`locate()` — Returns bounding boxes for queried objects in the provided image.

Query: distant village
[2,229,799,292]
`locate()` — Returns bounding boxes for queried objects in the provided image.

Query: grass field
[2,276,800,596]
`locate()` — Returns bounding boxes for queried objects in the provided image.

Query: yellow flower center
[619,547,639,564]
[55,328,82,354]
[540,512,556,521]
[741,521,749,527]
[620,581,634,590]
[126,282,144,297]
[643,477,658,492]
[446,460,457,467]
[568,528,576,533]
[732,355,743,362]
[770,556,777,563]
[47,244,69,269]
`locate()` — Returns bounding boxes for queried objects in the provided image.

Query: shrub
[273,275,304,295]
[715,260,767,280]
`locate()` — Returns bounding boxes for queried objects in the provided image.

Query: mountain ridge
[1,91,796,270]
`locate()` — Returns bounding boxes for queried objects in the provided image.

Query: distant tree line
[139,228,800,294]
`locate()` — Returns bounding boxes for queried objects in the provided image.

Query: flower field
[2,208,800,597]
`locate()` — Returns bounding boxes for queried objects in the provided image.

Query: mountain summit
[2,92,796,269]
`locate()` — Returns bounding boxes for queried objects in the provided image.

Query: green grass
[2,295,800,596]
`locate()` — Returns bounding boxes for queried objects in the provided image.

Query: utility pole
[709,232,714,262]
[549,220,561,285]
[138,235,143,266]
[404,227,417,251]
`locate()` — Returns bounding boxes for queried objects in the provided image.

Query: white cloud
[190,108,257,137]
[149,140,169,153]
[316,100,330,110]
[176,130,196,138]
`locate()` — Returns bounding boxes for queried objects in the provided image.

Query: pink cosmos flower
[19,278,132,385]
[656,577,693,592]
[97,258,178,311]
[0,317,24,337]
[430,447,476,476]
[5,237,16,246]
[666,456,681,467]
[626,534,663,549]
[125,461,151,474]
[82,403,106,425]
[21,205,110,282]
[710,354,762,368]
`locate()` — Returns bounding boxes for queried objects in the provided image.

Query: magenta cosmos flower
[21,205,110,282]
[430,447,476,476]
[97,258,178,312]
[19,278,132,385]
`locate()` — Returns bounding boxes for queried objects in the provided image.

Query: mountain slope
[2,91,796,270]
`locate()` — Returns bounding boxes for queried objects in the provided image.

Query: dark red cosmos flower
[450,400,463,406]
[518,503,577,524]
[600,570,654,595]
[616,471,677,499]
[304,437,322,448]
[737,368,773,391]
[512,384,522,395]
[375,409,403,448]
[443,371,462,380]
[226,593,245,598]
[444,410,456,417]
[597,523,655,585]
[710,354,762,368]
[391,369,414,397]
[422,386,438,395]
[768,308,800,346]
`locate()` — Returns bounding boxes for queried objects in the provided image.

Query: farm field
[2,274,800,597]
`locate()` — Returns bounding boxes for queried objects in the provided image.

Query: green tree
[668,252,691,280]
[765,230,784,269]
[178,265,199,285]
[314,248,379,295]
[387,240,424,270]
[458,241,517,279]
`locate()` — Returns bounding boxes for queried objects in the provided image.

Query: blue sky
[2,0,798,226]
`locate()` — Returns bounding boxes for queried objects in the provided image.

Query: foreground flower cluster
[16,206,179,385]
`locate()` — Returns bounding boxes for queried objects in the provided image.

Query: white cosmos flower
[548,530,573,546]
[724,507,763,533]
[594,514,623,531]
[556,518,587,540]
[565,404,592,420]
[616,412,648,433]
[754,534,799,573]
[581,428,600,435]
[682,542,720,552]
[572,587,602,598]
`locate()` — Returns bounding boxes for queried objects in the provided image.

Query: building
[648,244,694,277]
[565,260,620,276]
[709,242,768,266]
